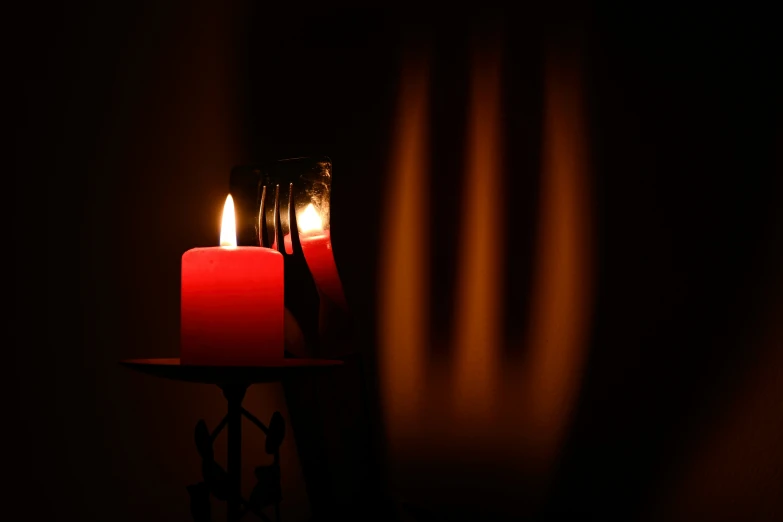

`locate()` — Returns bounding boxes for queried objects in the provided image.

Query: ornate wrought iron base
[189,383,283,522]
[120,358,342,522]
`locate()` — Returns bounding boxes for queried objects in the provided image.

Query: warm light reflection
[452,45,504,423]
[378,51,430,441]
[517,50,592,467]
[220,194,237,248]
[376,36,594,512]
[298,203,323,234]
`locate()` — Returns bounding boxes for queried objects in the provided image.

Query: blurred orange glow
[378,52,431,445]
[377,38,593,508]
[517,53,593,467]
[452,47,504,425]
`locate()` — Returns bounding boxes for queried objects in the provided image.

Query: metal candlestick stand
[120,358,342,522]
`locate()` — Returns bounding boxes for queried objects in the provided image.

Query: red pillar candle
[181,195,284,365]
[297,203,347,309]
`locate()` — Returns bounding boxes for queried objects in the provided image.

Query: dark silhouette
[194,420,230,502]
[186,482,212,522]
[119,359,341,521]
[265,412,286,455]
[187,409,286,522]
[249,412,285,519]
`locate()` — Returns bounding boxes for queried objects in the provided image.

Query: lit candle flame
[298,203,323,234]
[220,194,237,248]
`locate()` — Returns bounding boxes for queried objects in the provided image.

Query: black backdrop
[13,3,782,521]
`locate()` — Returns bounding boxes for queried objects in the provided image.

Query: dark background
[13,3,782,521]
